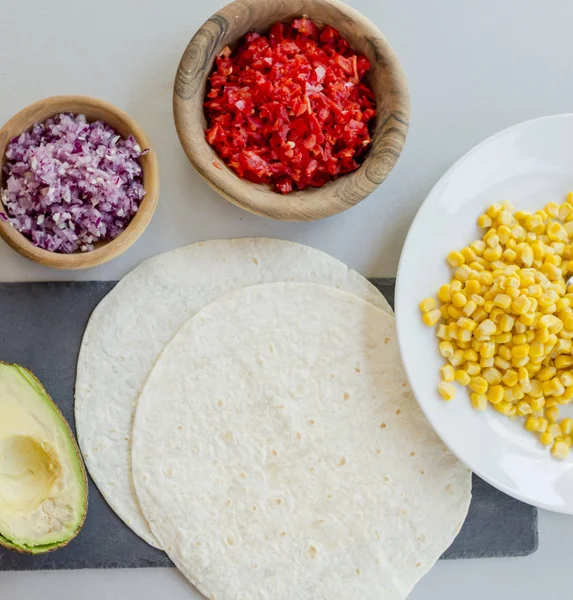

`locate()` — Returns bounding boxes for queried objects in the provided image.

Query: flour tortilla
[75,239,392,547]
[132,283,471,599]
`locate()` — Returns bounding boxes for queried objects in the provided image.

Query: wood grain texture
[0,96,159,270]
[174,0,410,221]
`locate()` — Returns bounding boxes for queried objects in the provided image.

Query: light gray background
[0,0,571,597]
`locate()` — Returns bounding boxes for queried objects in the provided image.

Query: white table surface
[1,0,572,597]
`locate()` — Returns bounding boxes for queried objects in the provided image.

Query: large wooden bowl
[0,96,159,269]
[174,0,409,221]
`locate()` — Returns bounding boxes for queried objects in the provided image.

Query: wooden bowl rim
[0,95,159,270]
[173,0,410,221]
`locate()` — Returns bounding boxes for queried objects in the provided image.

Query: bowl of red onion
[0,95,159,269]
[174,0,409,221]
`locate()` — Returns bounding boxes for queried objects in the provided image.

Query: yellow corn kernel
[447,251,465,267]
[545,406,560,423]
[463,349,478,362]
[461,247,477,263]
[561,418,573,435]
[455,265,472,282]
[483,368,502,386]
[563,387,573,402]
[530,397,545,411]
[559,435,573,446]
[511,295,530,315]
[537,418,549,433]
[547,221,568,242]
[555,338,572,354]
[516,401,533,416]
[548,423,563,438]
[487,203,503,218]
[529,341,545,358]
[494,356,511,371]
[518,312,536,327]
[420,297,436,312]
[525,416,540,431]
[518,367,531,391]
[477,213,492,228]
[495,212,510,229]
[437,284,452,303]
[471,240,486,255]
[563,313,573,331]
[471,294,485,307]
[469,376,488,394]
[511,344,530,359]
[437,382,456,401]
[511,384,525,401]
[449,349,465,367]
[543,378,565,397]
[457,341,471,349]
[480,342,496,359]
[478,271,494,286]
[483,246,503,262]
[462,300,477,317]
[481,357,494,368]
[436,324,449,340]
[487,384,504,405]
[502,248,517,263]
[490,308,505,324]
[447,322,459,340]
[455,370,471,386]
[452,292,467,308]
[512,355,530,369]
[466,362,481,376]
[493,293,511,309]
[560,372,573,387]
[545,202,559,217]
[440,364,455,382]
[535,327,550,343]
[494,401,515,416]
[457,317,476,331]
[423,309,441,327]
[498,345,511,360]
[505,286,520,299]
[450,280,463,293]
[458,329,472,343]
[540,432,554,446]
[538,366,557,381]
[484,230,499,247]
[448,305,463,319]
[472,308,488,323]
[477,319,497,336]
[440,304,451,320]
[556,298,571,311]
[501,369,519,387]
[552,440,570,459]
[495,332,512,344]
[529,380,544,399]
[555,355,573,369]
[439,341,454,358]
[471,393,488,411]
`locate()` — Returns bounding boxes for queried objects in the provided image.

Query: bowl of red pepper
[174,0,409,221]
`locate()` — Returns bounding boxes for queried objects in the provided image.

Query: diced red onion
[1,113,147,253]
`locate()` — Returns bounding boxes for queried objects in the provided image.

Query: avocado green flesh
[0,363,87,553]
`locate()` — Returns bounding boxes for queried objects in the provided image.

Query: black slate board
[0,280,538,570]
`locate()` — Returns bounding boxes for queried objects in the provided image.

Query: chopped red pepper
[204,18,376,194]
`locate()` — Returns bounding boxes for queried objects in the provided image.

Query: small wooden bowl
[0,96,159,269]
[174,0,409,221]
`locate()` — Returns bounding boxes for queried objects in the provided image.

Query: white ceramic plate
[396,114,573,513]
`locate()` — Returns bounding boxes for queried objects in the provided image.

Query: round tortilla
[132,283,471,599]
[75,239,392,547]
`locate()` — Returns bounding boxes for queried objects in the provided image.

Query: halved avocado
[0,362,88,554]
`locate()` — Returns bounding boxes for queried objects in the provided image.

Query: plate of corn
[396,114,573,513]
